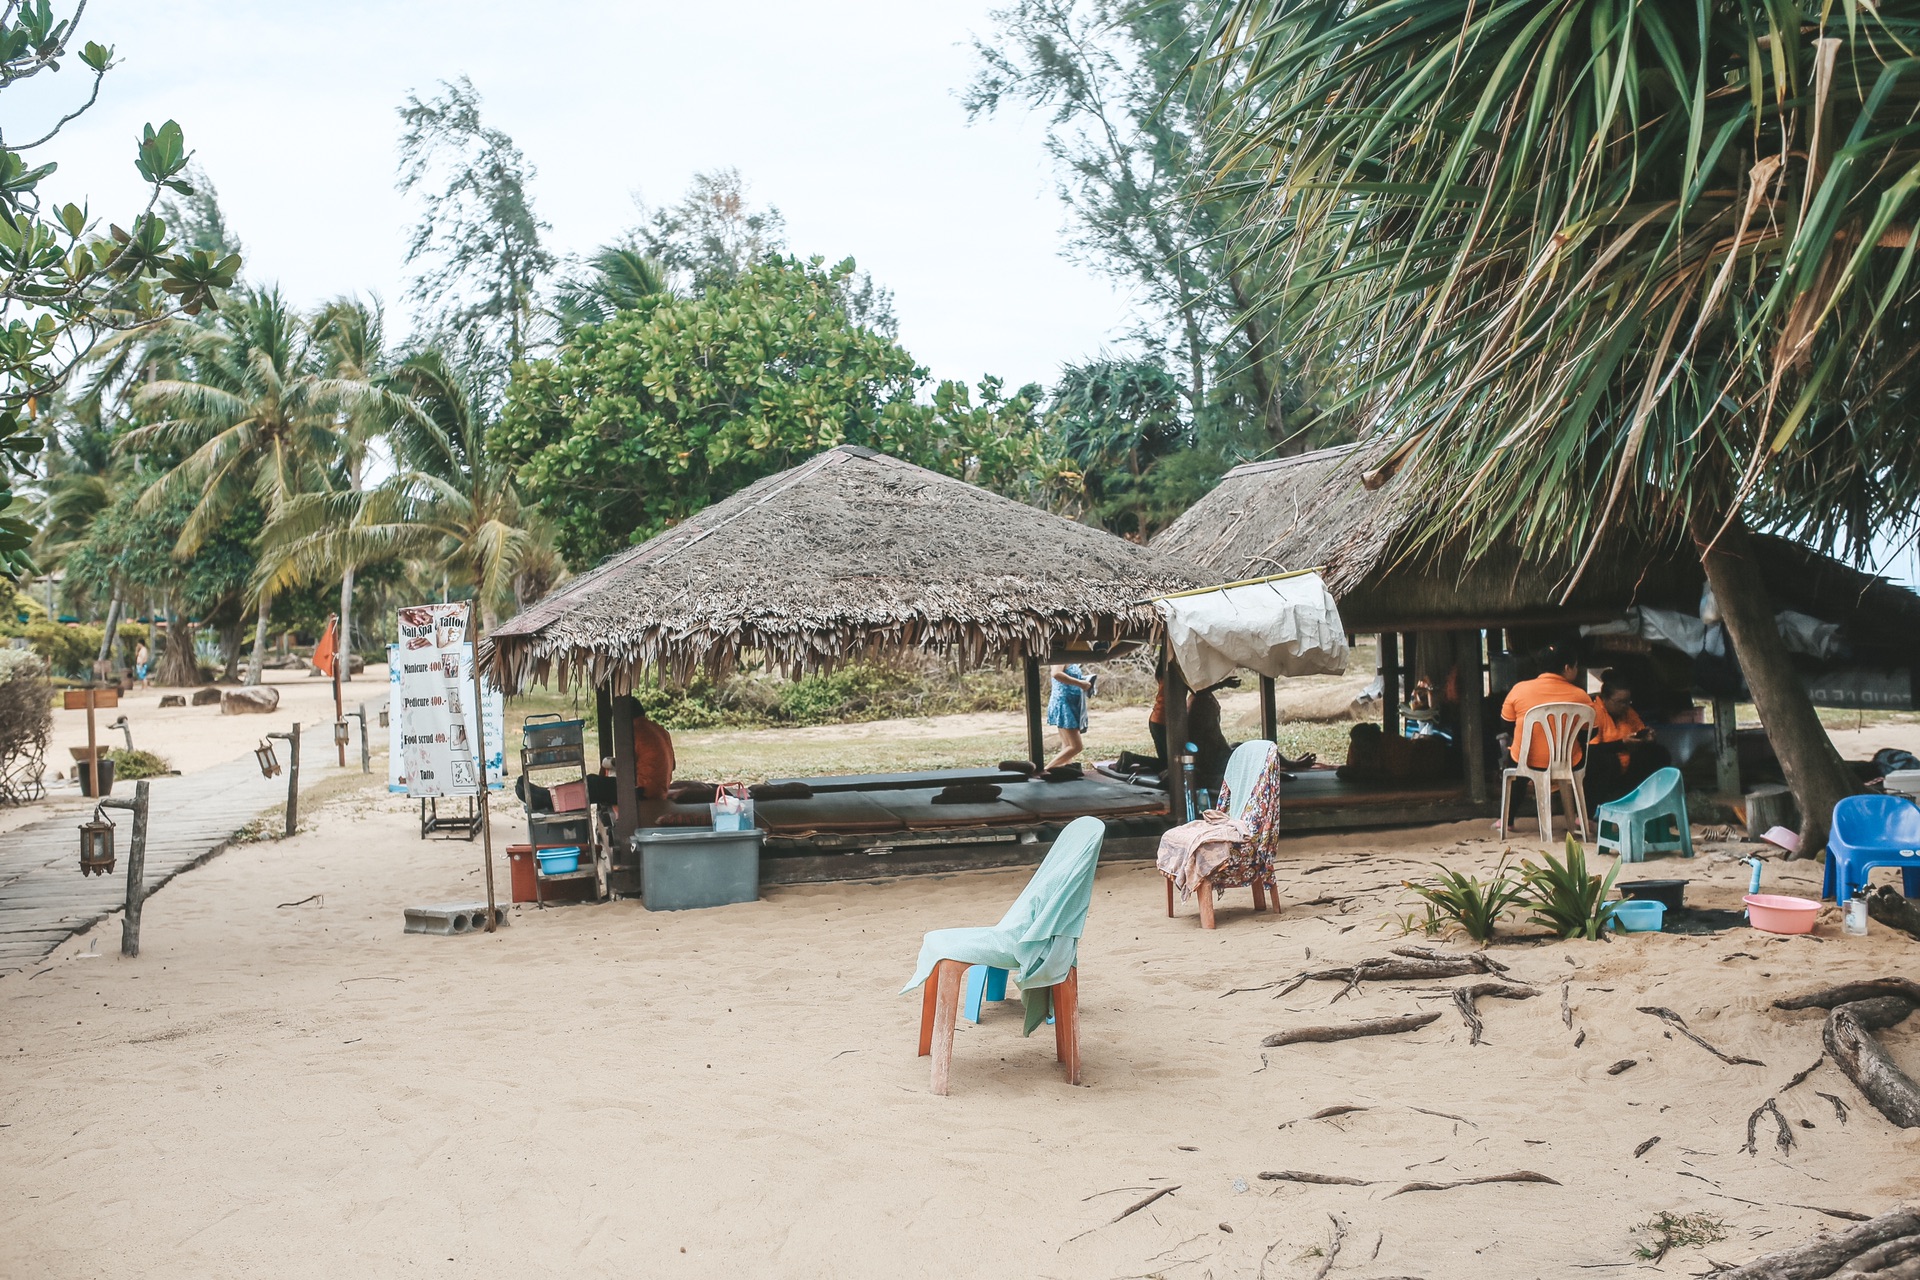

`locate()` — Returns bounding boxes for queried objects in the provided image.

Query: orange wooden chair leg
[918,968,940,1057]
[928,959,965,1095]
[1196,879,1217,929]
[1052,967,1081,1085]
[1165,874,1175,917]
[1251,878,1267,912]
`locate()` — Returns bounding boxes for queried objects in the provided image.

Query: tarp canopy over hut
[484,445,1198,885]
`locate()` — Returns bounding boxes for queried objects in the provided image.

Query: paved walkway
[0,738,343,975]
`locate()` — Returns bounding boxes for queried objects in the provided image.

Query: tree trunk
[338,565,356,683]
[157,601,200,687]
[1692,511,1855,856]
[96,595,122,673]
[220,618,243,681]
[246,594,271,687]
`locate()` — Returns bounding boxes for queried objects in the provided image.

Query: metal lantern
[333,720,351,747]
[78,806,116,876]
[378,705,390,728]
[254,739,281,778]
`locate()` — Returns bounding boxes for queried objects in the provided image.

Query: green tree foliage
[1199,0,1920,849]
[967,0,1337,452]
[397,77,554,375]
[496,255,1060,566]
[551,246,670,338]
[0,4,239,573]
[636,168,788,296]
[1050,357,1196,538]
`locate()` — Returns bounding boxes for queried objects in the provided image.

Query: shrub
[1403,862,1526,944]
[106,748,172,780]
[0,647,51,803]
[1521,835,1622,940]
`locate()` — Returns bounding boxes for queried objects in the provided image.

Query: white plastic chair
[1499,701,1593,843]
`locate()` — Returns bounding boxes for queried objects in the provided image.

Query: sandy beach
[3,729,1917,1277]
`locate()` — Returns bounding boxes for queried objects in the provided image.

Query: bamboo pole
[466,615,498,932]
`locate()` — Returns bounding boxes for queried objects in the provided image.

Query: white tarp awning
[1153,571,1349,689]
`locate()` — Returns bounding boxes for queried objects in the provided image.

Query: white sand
[3,771,1916,1278]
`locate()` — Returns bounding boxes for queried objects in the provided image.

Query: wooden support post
[118,780,149,958]
[1023,655,1045,767]
[1380,632,1400,737]
[594,686,613,770]
[611,695,639,877]
[1713,694,1742,796]
[331,613,345,767]
[267,725,300,836]
[1164,648,1191,823]
[1259,675,1278,743]
[1458,629,1489,808]
[85,686,98,794]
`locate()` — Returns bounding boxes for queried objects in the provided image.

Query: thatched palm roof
[1153,444,1920,650]
[484,445,1196,694]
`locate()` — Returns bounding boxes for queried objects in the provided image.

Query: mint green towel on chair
[902,815,1106,1036]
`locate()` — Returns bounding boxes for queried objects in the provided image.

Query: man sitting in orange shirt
[1499,646,1590,769]
[1585,676,1672,805]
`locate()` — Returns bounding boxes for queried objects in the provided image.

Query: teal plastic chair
[903,815,1106,1094]
[1594,767,1692,863]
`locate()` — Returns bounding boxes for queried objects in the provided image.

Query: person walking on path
[1045,662,1093,769]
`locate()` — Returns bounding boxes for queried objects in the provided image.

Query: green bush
[25,620,104,678]
[106,748,172,780]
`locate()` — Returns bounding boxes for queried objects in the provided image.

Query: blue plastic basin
[1612,899,1666,933]
[536,846,581,875]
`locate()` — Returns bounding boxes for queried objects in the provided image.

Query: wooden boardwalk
[0,750,323,975]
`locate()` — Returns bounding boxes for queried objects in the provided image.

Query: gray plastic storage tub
[635,827,762,911]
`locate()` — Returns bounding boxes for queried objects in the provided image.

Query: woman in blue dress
[1044,662,1094,769]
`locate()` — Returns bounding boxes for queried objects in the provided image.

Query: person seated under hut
[595,704,677,803]
[1498,644,1588,789]
[1585,675,1672,806]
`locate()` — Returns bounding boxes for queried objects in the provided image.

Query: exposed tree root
[1866,885,1920,941]
[1258,1170,1374,1186]
[1382,1170,1560,1198]
[1308,1214,1346,1280]
[1774,981,1920,1130]
[1262,1011,1442,1048]
[1271,950,1510,1001]
[1745,1098,1793,1156]
[1452,980,1539,1045]
[1637,1005,1766,1066]
[1714,1205,1920,1279]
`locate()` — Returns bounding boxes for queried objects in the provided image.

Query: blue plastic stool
[1594,767,1693,863]
[963,965,1051,1025]
[1823,794,1920,902]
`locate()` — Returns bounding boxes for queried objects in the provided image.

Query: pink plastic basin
[1746,893,1819,935]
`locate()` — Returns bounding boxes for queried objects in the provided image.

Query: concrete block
[403,903,509,936]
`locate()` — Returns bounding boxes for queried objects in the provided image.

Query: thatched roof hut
[485,445,1196,695]
[1152,443,1920,655]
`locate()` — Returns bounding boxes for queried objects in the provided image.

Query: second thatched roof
[484,445,1196,694]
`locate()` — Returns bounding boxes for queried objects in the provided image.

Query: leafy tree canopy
[495,254,1059,565]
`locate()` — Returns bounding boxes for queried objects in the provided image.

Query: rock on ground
[220,686,281,715]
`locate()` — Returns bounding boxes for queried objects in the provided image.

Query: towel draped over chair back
[1220,740,1277,825]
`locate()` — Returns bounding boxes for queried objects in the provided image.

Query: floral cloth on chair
[1203,746,1283,890]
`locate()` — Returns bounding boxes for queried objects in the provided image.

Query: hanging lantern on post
[78,806,116,876]
[378,705,390,728]
[333,720,351,748]
[254,739,281,778]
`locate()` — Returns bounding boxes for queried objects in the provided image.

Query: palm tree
[310,297,396,681]
[122,288,365,684]
[1202,0,1920,852]
[258,346,557,635]
[551,245,670,337]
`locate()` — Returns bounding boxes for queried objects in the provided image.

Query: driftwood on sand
[1451,981,1540,1045]
[1381,1170,1560,1198]
[1774,982,1920,1130]
[1637,1005,1765,1066]
[1266,948,1511,1001]
[1867,886,1920,941]
[1713,1205,1920,1279]
[1262,1011,1442,1048]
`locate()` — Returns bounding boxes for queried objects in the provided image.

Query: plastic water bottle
[1179,743,1198,823]
[1844,887,1870,937]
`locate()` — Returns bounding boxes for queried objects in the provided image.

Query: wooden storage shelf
[520,714,610,906]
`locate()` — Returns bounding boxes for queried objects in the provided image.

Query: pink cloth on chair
[1156,814,1251,899]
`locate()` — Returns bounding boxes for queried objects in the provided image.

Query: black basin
[1618,879,1688,910]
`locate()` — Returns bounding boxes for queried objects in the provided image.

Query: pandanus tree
[1199,0,1920,852]
[121,288,363,683]
[256,347,553,635]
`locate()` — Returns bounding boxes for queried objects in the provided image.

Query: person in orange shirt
[631,707,676,800]
[1499,646,1590,769]
[1585,677,1672,805]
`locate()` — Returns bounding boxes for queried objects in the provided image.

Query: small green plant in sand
[1521,835,1622,940]
[1632,1210,1728,1262]
[1387,903,1446,938]
[1402,863,1526,943]
[106,748,172,780]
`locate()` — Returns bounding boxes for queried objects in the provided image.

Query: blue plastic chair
[962,963,1050,1025]
[1824,794,1920,902]
[1594,767,1693,863]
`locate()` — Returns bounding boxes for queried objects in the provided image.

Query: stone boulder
[221,686,281,715]
[190,686,223,707]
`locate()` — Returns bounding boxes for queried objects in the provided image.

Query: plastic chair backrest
[995,815,1107,944]
[1221,740,1277,825]
[1517,701,1594,772]
[1833,794,1920,848]
[1625,766,1683,808]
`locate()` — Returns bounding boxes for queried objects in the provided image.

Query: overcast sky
[18,0,1132,391]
